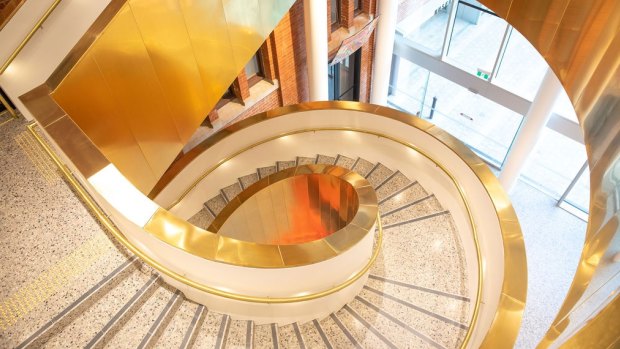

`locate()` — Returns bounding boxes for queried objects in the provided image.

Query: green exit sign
[476,68,491,80]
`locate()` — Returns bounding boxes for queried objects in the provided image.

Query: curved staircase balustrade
[148,101,527,349]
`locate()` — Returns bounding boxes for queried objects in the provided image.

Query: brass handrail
[154,101,525,349]
[0,0,63,119]
[26,122,383,304]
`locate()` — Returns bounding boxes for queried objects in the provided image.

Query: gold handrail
[27,121,383,304]
[0,0,64,120]
[154,101,525,349]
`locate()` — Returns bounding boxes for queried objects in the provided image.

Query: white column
[370,0,398,105]
[303,0,328,101]
[499,68,564,192]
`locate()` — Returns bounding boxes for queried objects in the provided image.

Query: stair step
[300,320,331,349]
[254,323,276,348]
[136,290,183,349]
[375,171,411,201]
[335,154,356,169]
[366,163,394,188]
[382,195,442,226]
[257,165,277,179]
[318,314,360,348]
[351,158,374,177]
[238,172,259,190]
[179,305,207,349]
[276,160,296,172]
[379,182,428,213]
[336,306,397,349]
[221,182,242,202]
[361,286,467,348]
[205,194,227,217]
[315,154,336,165]
[84,274,160,348]
[278,323,303,349]
[187,207,215,230]
[152,300,199,348]
[366,276,470,323]
[224,318,249,349]
[352,296,440,349]
[296,156,316,166]
[191,309,224,348]
[41,268,153,348]
[372,213,468,297]
[15,257,138,349]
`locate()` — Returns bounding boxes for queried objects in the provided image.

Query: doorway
[328,49,361,101]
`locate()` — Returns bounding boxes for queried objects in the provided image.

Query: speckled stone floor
[0,117,587,348]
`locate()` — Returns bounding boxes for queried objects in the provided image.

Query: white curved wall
[0,0,110,120]
[154,109,506,348]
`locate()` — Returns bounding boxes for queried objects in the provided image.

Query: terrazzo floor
[0,116,587,348]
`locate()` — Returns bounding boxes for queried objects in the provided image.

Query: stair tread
[104,284,173,348]
[335,307,394,349]
[375,172,411,201]
[278,323,302,349]
[187,207,215,230]
[224,319,248,349]
[382,195,443,226]
[239,173,259,190]
[253,323,276,348]
[222,182,242,202]
[315,154,336,165]
[372,214,468,297]
[335,154,356,169]
[366,163,394,188]
[296,156,316,166]
[365,277,470,325]
[192,310,224,348]
[379,183,428,213]
[276,160,296,171]
[351,158,374,177]
[299,321,329,349]
[152,301,199,349]
[347,298,429,349]
[360,287,467,348]
[205,194,227,216]
[318,315,357,348]
[42,269,152,348]
[257,166,277,179]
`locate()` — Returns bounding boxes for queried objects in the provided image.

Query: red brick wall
[272,0,309,106]
[237,89,281,121]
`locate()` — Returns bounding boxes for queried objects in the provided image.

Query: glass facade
[393,0,589,218]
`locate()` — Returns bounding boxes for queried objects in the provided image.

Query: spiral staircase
[11,150,470,349]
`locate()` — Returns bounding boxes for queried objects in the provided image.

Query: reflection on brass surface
[153,101,527,349]
[479,0,620,347]
[212,165,363,245]
[28,122,385,303]
[49,0,295,193]
[144,163,377,268]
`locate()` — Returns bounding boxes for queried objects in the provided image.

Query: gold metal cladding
[153,101,527,349]
[478,0,620,347]
[211,165,365,245]
[49,0,295,194]
[144,164,377,268]
[29,121,385,304]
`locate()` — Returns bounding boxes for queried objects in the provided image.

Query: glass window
[446,0,507,76]
[388,58,524,167]
[354,0,360,11]
[493,27,548,100]
[554,88,579,122]
[397,0,451,55]
[244,54,261,78]
[331,0,339,25]
[522,128,587,198]
[563,164,590,213]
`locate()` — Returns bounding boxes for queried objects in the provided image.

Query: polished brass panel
[213,167,361,245]
[49,0,295,194]
[478,0,620,347]
[144,163,377,268]
[28,122,384,303]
